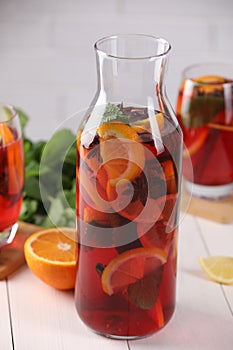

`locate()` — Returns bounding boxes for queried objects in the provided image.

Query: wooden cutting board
[181,184,233,224]
[0,222,40,280]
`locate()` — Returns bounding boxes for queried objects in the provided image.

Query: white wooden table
[1,213,233,350]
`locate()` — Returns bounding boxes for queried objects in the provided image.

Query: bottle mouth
[95,34,171,60]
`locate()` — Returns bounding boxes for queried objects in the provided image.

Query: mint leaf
[41,129,76,167]
[19,121,76,226]
[20,199,38,222]
[182,95,224,128]
[101,103,129,124]
[126,265,164,310]
[16,108,29,136]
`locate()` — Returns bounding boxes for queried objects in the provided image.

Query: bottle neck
[95,51,169,111]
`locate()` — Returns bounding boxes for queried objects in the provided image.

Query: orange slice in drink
[0,123,22,194]
[183,127,209,158]
[97,122,145,186]
[132,112,165,133]
[0,123,14,145]
[83,206,120,227]
[138,221,175,252]
[106,179,162,223]
[194,75,225,94]
[161,160,177,193]
[101,247,167,295]
[194,75,226,84]
[24,227,77,290]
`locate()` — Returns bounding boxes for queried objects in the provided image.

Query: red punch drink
[75,34,182,339]
[0,105,24,246]
[176,63,233,199]
[75,106,182,338]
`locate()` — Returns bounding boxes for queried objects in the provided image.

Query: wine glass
[0,104,24,248]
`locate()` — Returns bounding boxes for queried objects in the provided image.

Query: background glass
[0,104,24,247]
[176,63,233,199]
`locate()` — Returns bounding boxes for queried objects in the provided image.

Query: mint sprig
[126,266,164,310]
[17,109,76,227]
[182,96,224,128]
[101,103,129,124]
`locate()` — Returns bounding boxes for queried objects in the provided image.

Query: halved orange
[97,122,145,186]
[24,227,77,290]
[101,247,167,295]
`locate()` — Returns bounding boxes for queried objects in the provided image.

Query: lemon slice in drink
[97,122,145,186]
[101,247,167,295]
[198,256,233,285]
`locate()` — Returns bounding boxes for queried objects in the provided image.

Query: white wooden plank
[196,217,233,313]
[0,280,13,350]
[128,214,233,350]
[7,266,128,350]
[196,218,233,256]
[221,284,233,319]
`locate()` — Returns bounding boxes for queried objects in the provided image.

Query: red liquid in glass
[0,133,24,231]
[176,76,233,186]
[75,108,181,338]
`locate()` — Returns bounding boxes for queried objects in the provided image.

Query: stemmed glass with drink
[0,104,24,248]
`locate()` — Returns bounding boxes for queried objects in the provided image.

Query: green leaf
[32,141,46,162]
[41,196,75,227]
[41,129,76,167]
[181,95,224,128]
[101,103,129,124]
[23,139,33,153]
[126,266,164,310]
[20,199,38,222]
[25,160,41,177]
[16,107,77,226]
[42,197,64,227]
[16,108,29,136]
[24,176,42,201]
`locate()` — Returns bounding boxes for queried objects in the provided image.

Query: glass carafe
[75,34,183,339]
